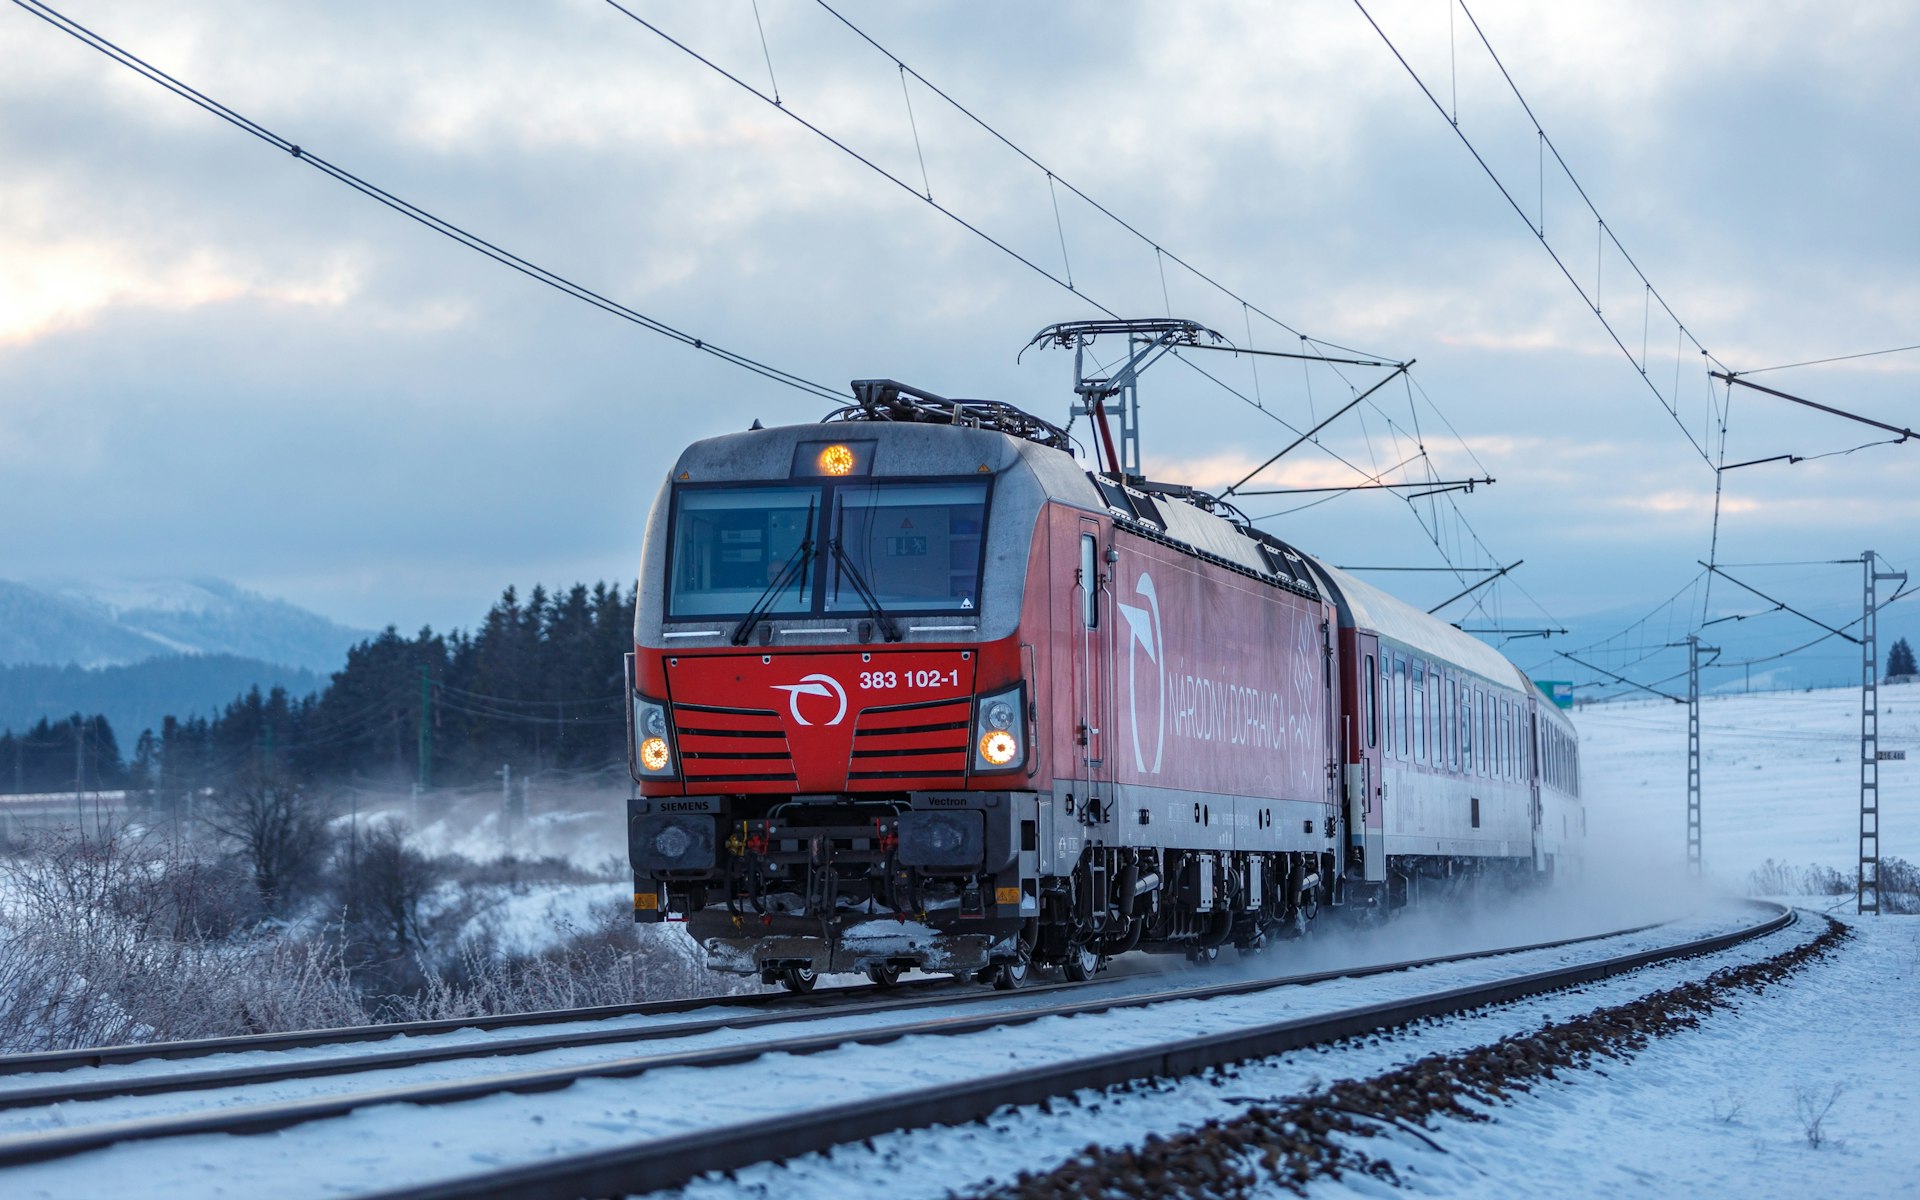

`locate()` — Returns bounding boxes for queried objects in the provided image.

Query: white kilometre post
[1860,550,1907,915]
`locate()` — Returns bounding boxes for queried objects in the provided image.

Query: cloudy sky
[3,0,1914,675]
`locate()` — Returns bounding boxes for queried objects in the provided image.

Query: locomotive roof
[1306,560,1532,692]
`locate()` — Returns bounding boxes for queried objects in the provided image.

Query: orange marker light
[979,730,1019,766]
[818,444,856,476]
[639,736,671,772]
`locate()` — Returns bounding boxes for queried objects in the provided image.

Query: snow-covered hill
[0,578,367,673]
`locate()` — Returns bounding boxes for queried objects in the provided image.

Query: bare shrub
[381,901,754,1022]
[0,829,366,1051]
[1746,860,1858,898]
[204,770,334,913]
[333,821,444,953]
[1793,1081,1846,1148]
[1880,858,1920,914]
[1748,859,1797,895]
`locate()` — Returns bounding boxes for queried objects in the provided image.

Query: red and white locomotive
[627,375,1581,990]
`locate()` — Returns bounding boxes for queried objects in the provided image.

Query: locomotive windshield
[826,481,987,614]
[665,478,989,619]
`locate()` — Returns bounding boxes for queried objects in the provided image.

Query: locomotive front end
[626,402,1050,988]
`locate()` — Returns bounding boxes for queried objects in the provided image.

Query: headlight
[632,696,677,778]
[640,736,671,772]
[896,810,984,869]
[631,813,715,871]
[653,825,691,859]
[971,683,1026,772]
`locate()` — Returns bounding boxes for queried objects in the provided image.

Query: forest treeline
[0,583,635,796]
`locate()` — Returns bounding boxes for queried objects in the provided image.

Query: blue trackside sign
[1533,680,1574,709]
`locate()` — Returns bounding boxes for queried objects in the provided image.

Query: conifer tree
[1889,637,1917,680]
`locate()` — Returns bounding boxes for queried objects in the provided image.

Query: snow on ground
[0,902,1783,1199]
[1324,905,1917,1198]
[458,882,620,956]
[1579,684,1919,887]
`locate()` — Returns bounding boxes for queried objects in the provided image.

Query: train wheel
[991,959,1029,990]
[780,966,818,994]
[1186,944,1219,967]
[1062,944,1100,982]
[866,964,901,988]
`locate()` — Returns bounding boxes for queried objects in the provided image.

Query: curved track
[0,903,1790,1192]
[0,911,1673,1113]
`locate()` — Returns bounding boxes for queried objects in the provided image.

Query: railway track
[0,903,1794,1199]
[0,911,1666,1112]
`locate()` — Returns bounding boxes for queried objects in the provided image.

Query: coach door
[1528,704,1545,869]
[1351,634,1386,882]
[1072,520,1112,803]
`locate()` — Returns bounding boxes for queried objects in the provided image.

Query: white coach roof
[1307,560,1530,690]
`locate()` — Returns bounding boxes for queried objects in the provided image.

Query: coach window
[1449,678,1461,772]
[1365,654,1378,749]
[1475,690,1487,777]
[1079,534,1098,628]
[1394,656,1408,757]
[1484,692,1493,778]
[1426,667,1439,766]
[1412,661,1427,763]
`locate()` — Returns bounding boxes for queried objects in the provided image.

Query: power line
[606,2,1538,622]
[1739,343,1920,375]
[11,0,848,404]
[805,0,1395,363]
[1351,0,1720,465]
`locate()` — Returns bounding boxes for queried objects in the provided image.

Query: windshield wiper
[731,498,815,646]
[829,505,902,643]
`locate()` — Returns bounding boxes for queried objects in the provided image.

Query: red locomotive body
[626,382,1580,989]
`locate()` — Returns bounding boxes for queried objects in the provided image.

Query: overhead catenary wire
[599,0,1420,484]
[605,1,1541,630]
[1738,343,1920,375]
[1354,0,1909,690]
[10,0,848,404]
[1352,0,1722,465]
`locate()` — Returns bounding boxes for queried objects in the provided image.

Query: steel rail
[361,903,1796,1200]
[0,915,1672,1111]
[0,977,948,1076]
[0,905,1789,1175]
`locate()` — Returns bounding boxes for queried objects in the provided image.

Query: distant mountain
[0,655,325,743]
[0,578,368,674]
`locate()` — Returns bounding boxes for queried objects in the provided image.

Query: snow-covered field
[1579,683,1918,888]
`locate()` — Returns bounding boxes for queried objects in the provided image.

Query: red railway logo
[772,672,849,726]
